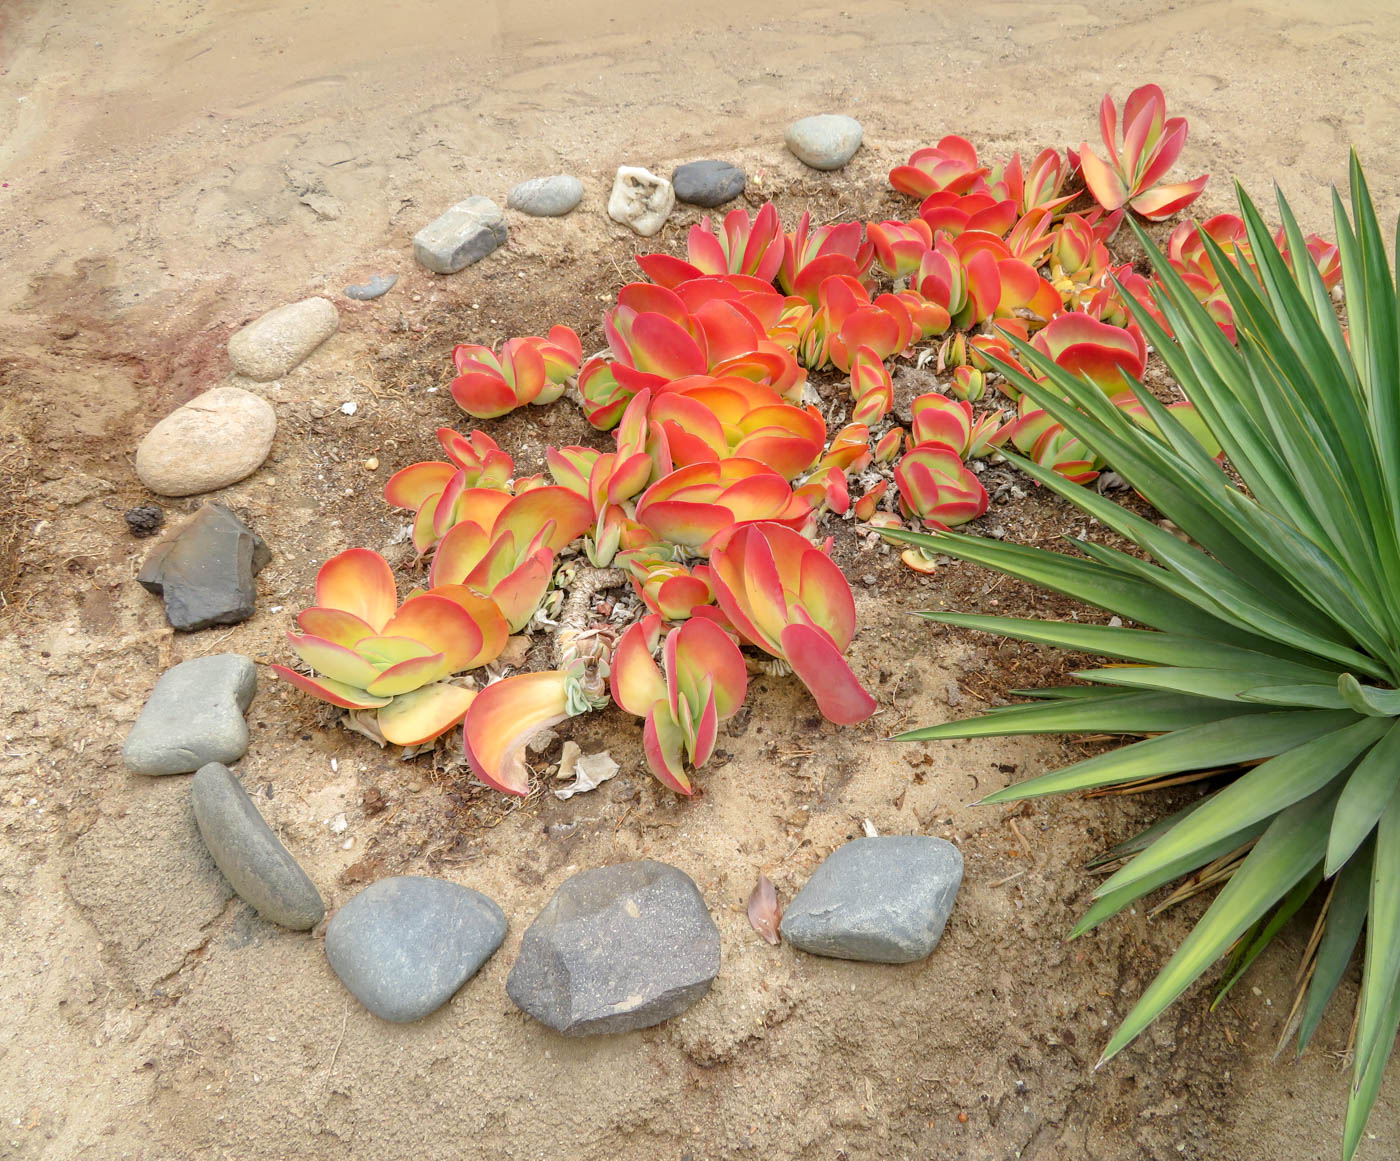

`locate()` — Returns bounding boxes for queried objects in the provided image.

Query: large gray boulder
[507,859,720,1035]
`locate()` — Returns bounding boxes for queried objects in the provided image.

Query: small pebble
[364,457,379,471]
[785,114,864,171]
[345,274,398,301]
[861,574,878,586]
[124,505,165,538]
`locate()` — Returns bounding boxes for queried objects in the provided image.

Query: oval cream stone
[135,386,277,497]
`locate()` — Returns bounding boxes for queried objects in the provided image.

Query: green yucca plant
[888,154,1399,1159]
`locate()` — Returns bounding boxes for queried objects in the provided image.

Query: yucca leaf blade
[979,710,1357,804]
[1098,787,1337,1067]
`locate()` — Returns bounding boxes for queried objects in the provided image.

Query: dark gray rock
[507,175,584,217]
[780,836,963,963]
[325,876,506,1022]
[123,653,257,775]
[414,196,507,274]
[784,114,863,171]
[137,503,271,632]
[672,160,746,207]
[344,273,398,300]
[506,859,720,1035]
[125,504,165,538]
[191,763,324,930]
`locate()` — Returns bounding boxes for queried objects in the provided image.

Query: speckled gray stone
[191,763,324,930]
[507,175,584,217]
[784,114,863,171]
[671,160,746,207]
[123,654,257,776]
[413,196,507,274]
[325,876,506,1022]
[780,836,963,963]
[506,859,720,1035]
[227,297,339,381]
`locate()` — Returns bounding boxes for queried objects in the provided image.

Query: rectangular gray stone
[413,196,507,274]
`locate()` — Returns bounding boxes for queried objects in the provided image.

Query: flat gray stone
[227,297,339,381]
[135,385,277,497]
[192,763,324,930]
[137,503,271,631]
[507,175,584,217]
[344,273,397,301]
[123,654,257,776]
[780,836,963,963]
[672,160,746,207]
[414,196,507,274]
[784,114,863,171]
[325,876,506,1022]
[507,859,719,1035]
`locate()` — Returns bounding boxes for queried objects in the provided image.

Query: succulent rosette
[272,549,507,745]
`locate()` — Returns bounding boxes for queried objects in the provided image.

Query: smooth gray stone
[191,763,324,930]
[507,175,584,217]
[506,859,720,1035]
[137,503,270,631]
[123,654,257,776]
[780,836,963,963]
[344,273,398,300]
[413,196,507,274]
[325,876,506,1022]
[784,114,863,171]
[671,160,746,207]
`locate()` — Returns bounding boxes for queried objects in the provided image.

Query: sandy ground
[2,1,1400,1158]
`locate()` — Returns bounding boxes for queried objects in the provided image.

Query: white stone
[135,386,277,497]
[607,166,675,237]
[227,297,339,381]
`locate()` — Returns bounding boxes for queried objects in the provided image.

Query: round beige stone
[135,386,277,497]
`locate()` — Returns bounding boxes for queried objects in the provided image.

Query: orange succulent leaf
[315,548,397,633]
[377,683,476,747]
[867,218,934,279]
[643,707,693,795]
[853,479,889,521]
[384,461,456,511]
[462,671,572,796]
[270,665,393,710]
[1081,84,1207,221]
[610,615,668,716]
[424,584,509,669]
[889,136,986,199]
[1032,313,1147,400]
[780,622,877,726]
[894,446,990,530]
[296,606,377,649]
[380,591,490,673]
[873,427,904,464]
